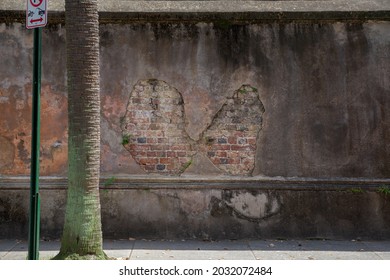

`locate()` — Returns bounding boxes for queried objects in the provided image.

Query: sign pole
[26,0,47,261]
[28,27,42,261]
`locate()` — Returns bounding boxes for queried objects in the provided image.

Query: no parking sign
[26,0,48,29]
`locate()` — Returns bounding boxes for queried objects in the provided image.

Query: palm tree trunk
[55,0,105,259]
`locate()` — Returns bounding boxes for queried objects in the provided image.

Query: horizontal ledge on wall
[0,175,389,191]
[1,12,390,25]
[1,0,390,23]
[1,1,390,13]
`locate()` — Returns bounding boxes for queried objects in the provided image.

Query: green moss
[103,176,116,187]
[121,133,131,145]
[378,185,390,196]
[239,86,257,94]
[349,188,364,194]
[180,159,193,173]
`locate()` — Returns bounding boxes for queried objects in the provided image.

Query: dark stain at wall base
[210,190,282,223]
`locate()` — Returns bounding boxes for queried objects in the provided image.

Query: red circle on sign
[30,0,43,8]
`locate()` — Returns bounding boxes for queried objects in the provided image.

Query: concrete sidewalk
[1,239,390,260]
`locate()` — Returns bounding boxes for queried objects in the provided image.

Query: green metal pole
[28,27,42,260]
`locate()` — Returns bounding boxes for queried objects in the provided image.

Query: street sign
[26,0,48,29]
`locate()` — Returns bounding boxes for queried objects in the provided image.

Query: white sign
[26,0,48,29]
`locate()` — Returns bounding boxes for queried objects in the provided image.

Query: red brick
[133,145,151,151]
[228,157,240,164]
[139,158,158,165]
[215,151,227,157]
[159,158,172,164]
[134,151,147,157]
[149,124,160,130]
[151,145,169,151]
[213,144,231,151]
[233,131,245,137]
[167,151,176,157]
[228,137,237,144]
[177,151,187,157]
[247,137,256,145]
[231,145,251,151]
[147,138,158,144]
[241,156,254,164]
[145,130,163,137]
[166,164,175,171]
[170,144,188,151]
[157,152,167,157]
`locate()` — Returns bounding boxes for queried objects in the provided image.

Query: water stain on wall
[210,190,282,222]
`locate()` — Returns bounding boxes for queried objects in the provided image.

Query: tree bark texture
[56,0,105,259]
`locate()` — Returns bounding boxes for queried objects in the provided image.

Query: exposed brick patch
[202,85,265,175]
[121,80,195,174]
[122,81,264,176]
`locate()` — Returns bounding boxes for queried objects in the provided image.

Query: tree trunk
[54,0,105,259]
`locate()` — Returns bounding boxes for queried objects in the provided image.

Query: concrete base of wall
[1,176,389,240]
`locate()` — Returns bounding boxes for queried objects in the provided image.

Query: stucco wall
[1,18,390,239]
[1,177,390,239]
[1,21,389,178]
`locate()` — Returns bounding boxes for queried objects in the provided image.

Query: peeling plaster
[210,191,282,223]
[121,80,265,176]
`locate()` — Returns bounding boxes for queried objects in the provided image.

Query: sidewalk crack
[1,239,22,259]
[128,239,136,260]
[247,240,258,260]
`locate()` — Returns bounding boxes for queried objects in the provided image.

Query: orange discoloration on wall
[0,83,68,175]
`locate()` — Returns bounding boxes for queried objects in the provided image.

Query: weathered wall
[1,182,390,240]
[1,21,389,178]
[1,19,390,239]
[0,24,68,175]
